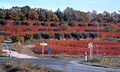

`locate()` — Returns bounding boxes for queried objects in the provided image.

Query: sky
[0,0,120,13]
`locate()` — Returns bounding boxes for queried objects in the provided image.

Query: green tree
[55,32,62,40]
[71,32,83,40]
[0,9,5,19]
[33,21,41,26]
[11,35,18,42]
[41,33,52,39]
[68,22,75,27]
[55,8,64,21]
[64,33,72,39]
[50,23,59,26]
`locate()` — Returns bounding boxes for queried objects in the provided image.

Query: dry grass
[82,56,120,68]
[0,60,63,72]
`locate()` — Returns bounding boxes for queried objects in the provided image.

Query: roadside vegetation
[80,56,120,68]
[0,61,63,72]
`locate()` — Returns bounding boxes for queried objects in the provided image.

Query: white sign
[88,42,93,48]
[40,42,48,46]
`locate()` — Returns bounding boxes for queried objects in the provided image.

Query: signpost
[2,40,12,57]
[88,42,93,60]
[40,41,48,72]
[40,42,48,57]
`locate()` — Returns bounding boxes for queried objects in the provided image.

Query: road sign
[40,42,48,46]
[2,43,11,49]
[48,48,52,54]
[88,42,93,48]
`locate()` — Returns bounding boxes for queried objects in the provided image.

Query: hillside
[0,6,120,56]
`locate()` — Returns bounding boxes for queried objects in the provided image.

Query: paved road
[0,58,120,72]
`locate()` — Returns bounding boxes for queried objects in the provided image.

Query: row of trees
[0,6,120,22]
[11,32,98,42]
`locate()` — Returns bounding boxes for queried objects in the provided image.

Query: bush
[24,28,33,31]
[64,33,72,39]
[24,34,31,42]
[71,32,83,40]
[55,32,62,40]
[52,28,62,31]
[50,23,59,26]
[89,33,98,38]
[0,19,7,26]
[33,21,41,26]
[88,23,98,26]
[21,21,30,26]
[41,33,52,39]
[38,28,46,31]
[68,22,75,27]
[41,22,49,26]
[78,24,87,26]
[13,21,21,26]
[59,22,65,26]
[81,33,89,39]
[105,24,116,32]
[11,35,18,42]
[33,34,41,39]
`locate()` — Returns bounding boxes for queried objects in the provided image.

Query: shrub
[33,21,41,26]
[41,22,49,26]
[0,19,7,26]
[88,23,98,26]
[33,34,41,39]
[105,24,116,32]
[71,32,83,40]
[68,22,75,27]
[59,22,65,26]
[52,28,62,31]
[78,24,87,27]
[50,23,58,26]
[38,28,46,31]
[13,21,21,26]
[21,21,30,26]
[55,32,62,40]
[11,35,18,42]
[64,33,72,39]
[24,28,33,31]
[41,33,52,39]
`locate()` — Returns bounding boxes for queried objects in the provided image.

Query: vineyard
[0,6,120,56]
[0,19,120,56]
[33,39,120,56]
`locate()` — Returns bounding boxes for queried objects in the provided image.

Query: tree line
[0,6,120,22]
[11,32,98,43]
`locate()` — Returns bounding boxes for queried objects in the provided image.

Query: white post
[85,52,88,61]
[90,47,93,60]
[42,45,44,57]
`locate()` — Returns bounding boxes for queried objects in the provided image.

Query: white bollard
[85,52,88,61]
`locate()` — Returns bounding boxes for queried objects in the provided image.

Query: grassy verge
[0,61,63,72]
[80,56,120,68]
